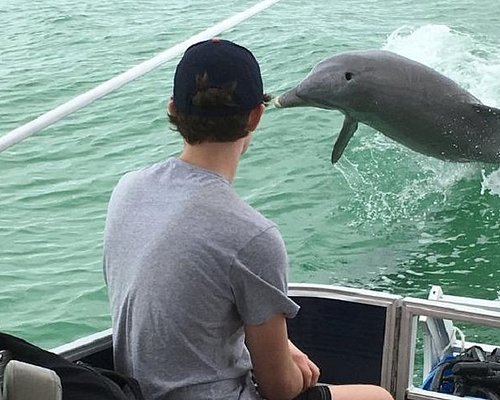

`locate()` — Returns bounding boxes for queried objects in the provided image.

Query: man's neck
[179,141,244,183]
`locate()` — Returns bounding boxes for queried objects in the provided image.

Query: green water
[1,0,500,349]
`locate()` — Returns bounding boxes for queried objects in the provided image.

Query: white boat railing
[0,0,280,154]
[397,297,500,400]
[49,285,500,400]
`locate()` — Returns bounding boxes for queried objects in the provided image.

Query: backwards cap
[173,38,264,117]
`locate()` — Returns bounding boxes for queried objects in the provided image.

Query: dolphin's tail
[274,88,307,108]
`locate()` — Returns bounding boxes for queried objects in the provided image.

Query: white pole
[0,0,281,153]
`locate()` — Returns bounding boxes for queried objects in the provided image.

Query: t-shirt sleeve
[229,226,300,325]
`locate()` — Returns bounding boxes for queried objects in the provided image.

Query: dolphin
[275,50,500,163]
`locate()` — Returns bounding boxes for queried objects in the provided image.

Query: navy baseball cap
[173,38,264,117]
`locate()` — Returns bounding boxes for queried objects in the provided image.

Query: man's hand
[245,315,318,399]
[288,340,320,391]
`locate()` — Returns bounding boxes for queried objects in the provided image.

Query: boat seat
[286,284,402,392]
[2,360,62,400]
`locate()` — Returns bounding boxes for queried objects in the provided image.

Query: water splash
[481,168,500,196]
[335,151,478,227]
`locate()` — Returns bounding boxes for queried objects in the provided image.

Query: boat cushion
[3,360,62,400]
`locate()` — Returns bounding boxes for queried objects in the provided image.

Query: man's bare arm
[245,314,318,400]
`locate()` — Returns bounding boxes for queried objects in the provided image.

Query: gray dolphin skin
[275,50,500,164]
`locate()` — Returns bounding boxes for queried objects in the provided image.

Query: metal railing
[0,0,280,153]
[397,297,500,400]
[48,284,500,400]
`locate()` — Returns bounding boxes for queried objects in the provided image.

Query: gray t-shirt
[104,158,299,400]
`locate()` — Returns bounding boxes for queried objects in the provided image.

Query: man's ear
[167,98,177,116]
[247,104,266,132]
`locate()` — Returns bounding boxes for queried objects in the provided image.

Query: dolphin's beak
[274,88,307,108]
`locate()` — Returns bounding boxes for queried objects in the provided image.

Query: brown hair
[169,73,272,144]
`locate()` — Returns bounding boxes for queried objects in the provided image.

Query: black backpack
[430,345,500,400]
[0,332,144,400]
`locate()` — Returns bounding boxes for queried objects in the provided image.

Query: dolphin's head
[275,52,374,111]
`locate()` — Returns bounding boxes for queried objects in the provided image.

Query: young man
[104,38,393,400]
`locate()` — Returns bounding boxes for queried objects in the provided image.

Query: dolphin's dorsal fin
[472,104,500,119]
[331,115,359,163]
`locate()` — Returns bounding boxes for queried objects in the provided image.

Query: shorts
[249,374,332,400]
[293,385,332,400]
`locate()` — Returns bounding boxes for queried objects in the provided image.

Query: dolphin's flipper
[331,115,359,163]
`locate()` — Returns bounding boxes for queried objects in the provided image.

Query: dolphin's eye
[345,72,353,81]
